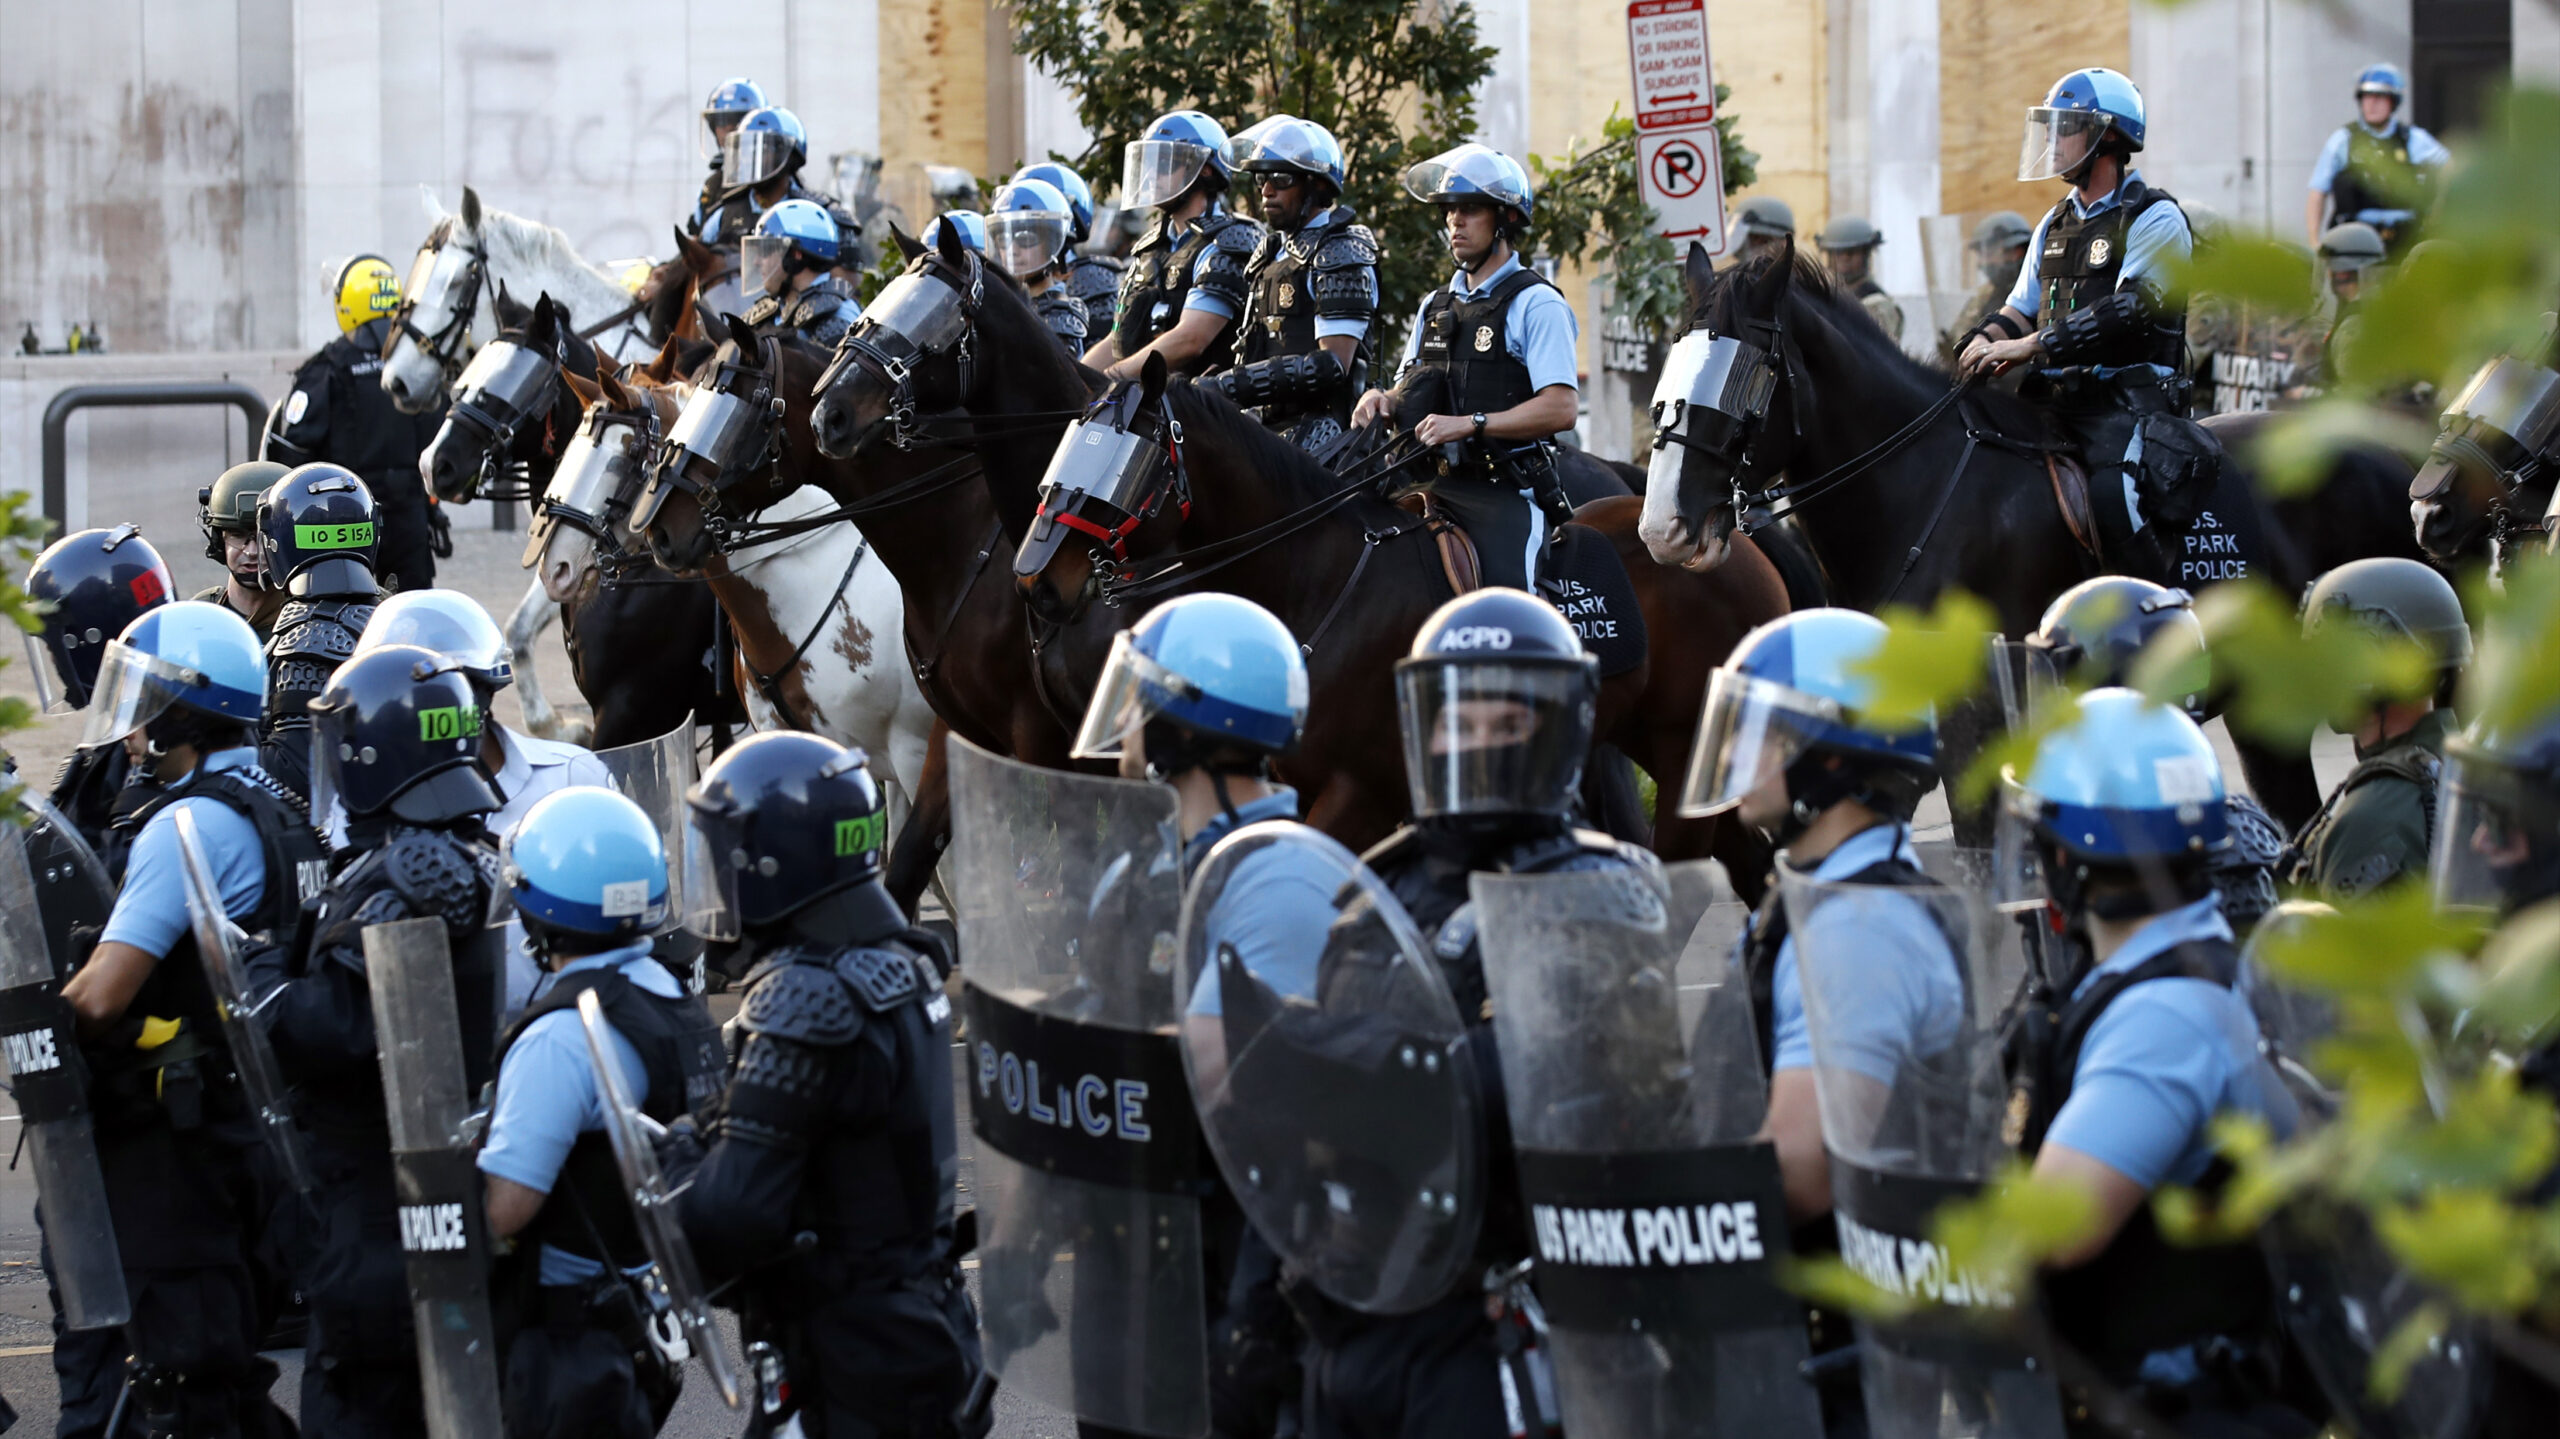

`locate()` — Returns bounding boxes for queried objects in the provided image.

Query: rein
[1747,376,1978,527]
[738,531,873,731]
[706,451,988,547]
[1098,430,1426,607]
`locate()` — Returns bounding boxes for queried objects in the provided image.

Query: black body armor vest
[2330,122,2432,224]
[1113,211,1250,365]
[2032,182,2189,371]
[1235,211,1378,409]
[1416,268,1555,421]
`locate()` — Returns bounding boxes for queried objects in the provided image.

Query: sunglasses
[1256,173,1306,192]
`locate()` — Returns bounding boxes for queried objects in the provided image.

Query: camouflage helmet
[1731,195,1796,241]
[200,459,289,562]
[2300,557,2472,674]
[1970,211,2032,253]
[1816,215,1884,252]
[2320,222,2389,279]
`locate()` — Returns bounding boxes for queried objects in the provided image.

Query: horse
[379,186,659,415]
[1634,242,2427,831]
[2406,352,2560,575]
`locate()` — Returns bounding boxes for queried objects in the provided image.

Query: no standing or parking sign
[1628,0,1727,250]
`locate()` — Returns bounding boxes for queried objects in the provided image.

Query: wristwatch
[1471,411,1488,438]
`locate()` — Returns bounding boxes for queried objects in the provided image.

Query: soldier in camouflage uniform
[2285,558,2472,899]
[1938,211,2031,366]
[1815,215,1903,343]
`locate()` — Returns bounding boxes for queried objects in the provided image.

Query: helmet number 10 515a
[295,523,376,549]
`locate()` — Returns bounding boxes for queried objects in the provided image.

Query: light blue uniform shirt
[1762,825,1965,1081]
[487,729,616,1017]
[1395,253,1583,395]
[477,941,680,1284]
[1178,790,1341,1017]
[2307,121,2450,227]
[101,748,273,956]
[2043,895,2297,1189]
[1169,208,1240,322]
[2002,169,2193,319]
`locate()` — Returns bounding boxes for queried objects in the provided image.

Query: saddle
[1393,490,1480,594]
[1387,492,1648,679]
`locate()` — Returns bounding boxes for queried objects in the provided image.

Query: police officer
[986,178,1090,354]
[2305,63,2448,254]
[1957,68,2197,571]
[1290,590,1645,1439]
[1727,195,1797,268]
[1352,144,1580,592]
[24,526,176,854]
[666,732,985,1439]
[687,78,771,239]
[254,463,386,802]
[1012,161,1123,338]
[694,107,859,255]
[62,601,316,1439]
[196,460,290,638]
[2023,575,2287,934]
[741,198,859,349]
[1938,211,2031,364]
[925,209,987,256]
[2000,689,2301,1421]
[266,256,447,594]
[481,786,719,1439]
[1814,215,1903,342]
[2287,557,2471,900]
[1084,110,1262,380]
[1213,115,1379,449]
[243,645,505,1439]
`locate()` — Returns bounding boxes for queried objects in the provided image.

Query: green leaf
[2190,580,2437,748]
[2243,398,2442,500]
[2375,1189,2543,1313]
[2165,235,2316,318]
[1853,590,1996,733]
[2470,898,2560,1048]
[2252,882,2482,999]
[2458,557,2560,743]
[2371,1302,2452,1403]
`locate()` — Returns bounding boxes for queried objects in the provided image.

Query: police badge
[1473,325,1495,352]
[2087,236,2112,267]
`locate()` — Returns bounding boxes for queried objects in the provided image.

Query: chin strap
[1207,769,1245,829]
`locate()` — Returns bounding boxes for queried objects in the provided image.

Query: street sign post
[1628,0,1727,249]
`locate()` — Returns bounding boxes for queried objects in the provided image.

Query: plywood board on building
[879,0,988,187]
[1937,0,2128,223]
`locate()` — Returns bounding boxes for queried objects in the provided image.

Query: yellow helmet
[331,255,401,335]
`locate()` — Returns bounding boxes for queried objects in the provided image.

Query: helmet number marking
[418,705,484,743]
[295,522,375,549]
[834,813,885,857]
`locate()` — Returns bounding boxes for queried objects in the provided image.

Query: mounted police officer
[62,601,315,1439]
[687,78,771,239]
[480,786,718,1439]
[2286,558,2471,900]
[987,178,1090,354]
[1284,590,1644,1439]
[2000,689,2303,1426]
[2305,63,2447,255]
[243,646,506,1439]
[1212,115,1379,450]
[924,210,986,256]
[1814,215,1903,343]
[267,256,447,594]
[1727,195,1797,268]
[1957,68,2203,581]
[1353,144,1580,592]
[742,198,859,349]
[665,732,985,1439]
[1012,161,1123,337]
[1084,110,1262,380]
[254,462,386,803]
[194,460,290,638]
[1938,211,2030,364]
[694,106,860,256]
[25,526,176,857]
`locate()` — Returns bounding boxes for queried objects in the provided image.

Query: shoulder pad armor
[743,295,785,328]
[1071,254,1124,287]
[382,829,498,931]
[1135,213,1173,252]
[1211,218,1264,258]
[269,600,372,662]
[832,945,924,1012]
[1314,224,1379,270]
[1510,827,1660,878]
[739,954,866,1045]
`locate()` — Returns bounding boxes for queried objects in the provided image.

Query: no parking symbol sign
[1628,0,1726,249]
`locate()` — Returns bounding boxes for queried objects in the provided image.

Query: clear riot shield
[172,807,316,1195]
[575,989,745,1408]
[1778,865,2065,1439]
[21,793,113,982]
[1177,821,1485,1316]
[0,811,129,1330]
[593,717,695,922]
[361,917,504,1439]
[1473,859,1821,1439]
[945,737,1208,1438]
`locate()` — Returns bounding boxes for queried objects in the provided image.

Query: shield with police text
[1778,866,2065,1439]
[576,988,745,1408]
[0,811,129,1330]
[1178,821,1486,1316]
[946,736,1207,1438]
[1473,859,1821,1439]
[172,807,318,1195]
[362,916,505,1439]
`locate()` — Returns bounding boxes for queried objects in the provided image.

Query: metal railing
[39,382,273,528]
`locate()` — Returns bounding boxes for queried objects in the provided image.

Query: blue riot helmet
[2027,576,2210,716]
[256,463,379,597]
[506,786,671,949]
[1396,588,1597,821]
[987,180,1074,281]
[2355,63,2406,107]
[924,210,987,255]
[1014,161,1097,243]
[77,601,263,754]
[2434,706,2560,916]
[1073,593,1310,778]
[724,105,808,191]
[352,588,514,694]
[1231,115,1349,196]
[24,524,174,713]
[744,198,843,300]
[2004,687,2229,922]
[701,77,770,158]
[683,730,901,941]
[1123,110,1235,210]
[1682,607,1938,830]
[2019,67,2147,182]
[305,644,501,825]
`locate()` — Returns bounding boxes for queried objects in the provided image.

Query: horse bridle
[633,333,789,537]
[1019,384,1194,578]
[813,250,986,453]
[1647,320,1793,519]
[442,338,563,503]
[385,236,488,383]
[534,401,667,581]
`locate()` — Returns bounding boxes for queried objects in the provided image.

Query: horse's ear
[1684,240,1717,305]
[1139,350,1169,404]
[461,186,484,233]
[1747,236,1795,314]
[643,332,682,384]
[674,226,717,274]
[599,368,634,412]
[724,312,759,353]
[563,371,602,406]
[935,218,968,266]
[527,292,560,346]
[891,223,925,262]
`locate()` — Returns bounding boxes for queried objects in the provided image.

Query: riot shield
[1178,821,1485,1316]
[1778,865,2065,1439]
[593,717,695,925]
[172,807,316,1195]
[1473,859,1820,1439]
[575,988,745,1408]
[0,812,129,1330]
[361,917,504,1439]
[945,737,1208,1438]
[19,792,112,981]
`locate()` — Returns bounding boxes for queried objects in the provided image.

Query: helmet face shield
[987,210,1070,279]
[725,129,794,189]
[1395,659,1594,819]
[2018,107,2111,182]
[1123,139,1213,209]
[1677,669,1847,818]
[76,640,192,750]
[1072,632,1187,761]
[2432,756,2560,915]
[26,630,72,716]
[681,806,744,943]
[741,234,793,301]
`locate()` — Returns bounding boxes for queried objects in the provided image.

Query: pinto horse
[1635,243,2424,830]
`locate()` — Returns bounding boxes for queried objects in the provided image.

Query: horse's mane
[472,206,615,283]
[1719,251,2046,435]
[1160,379,1360,509]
